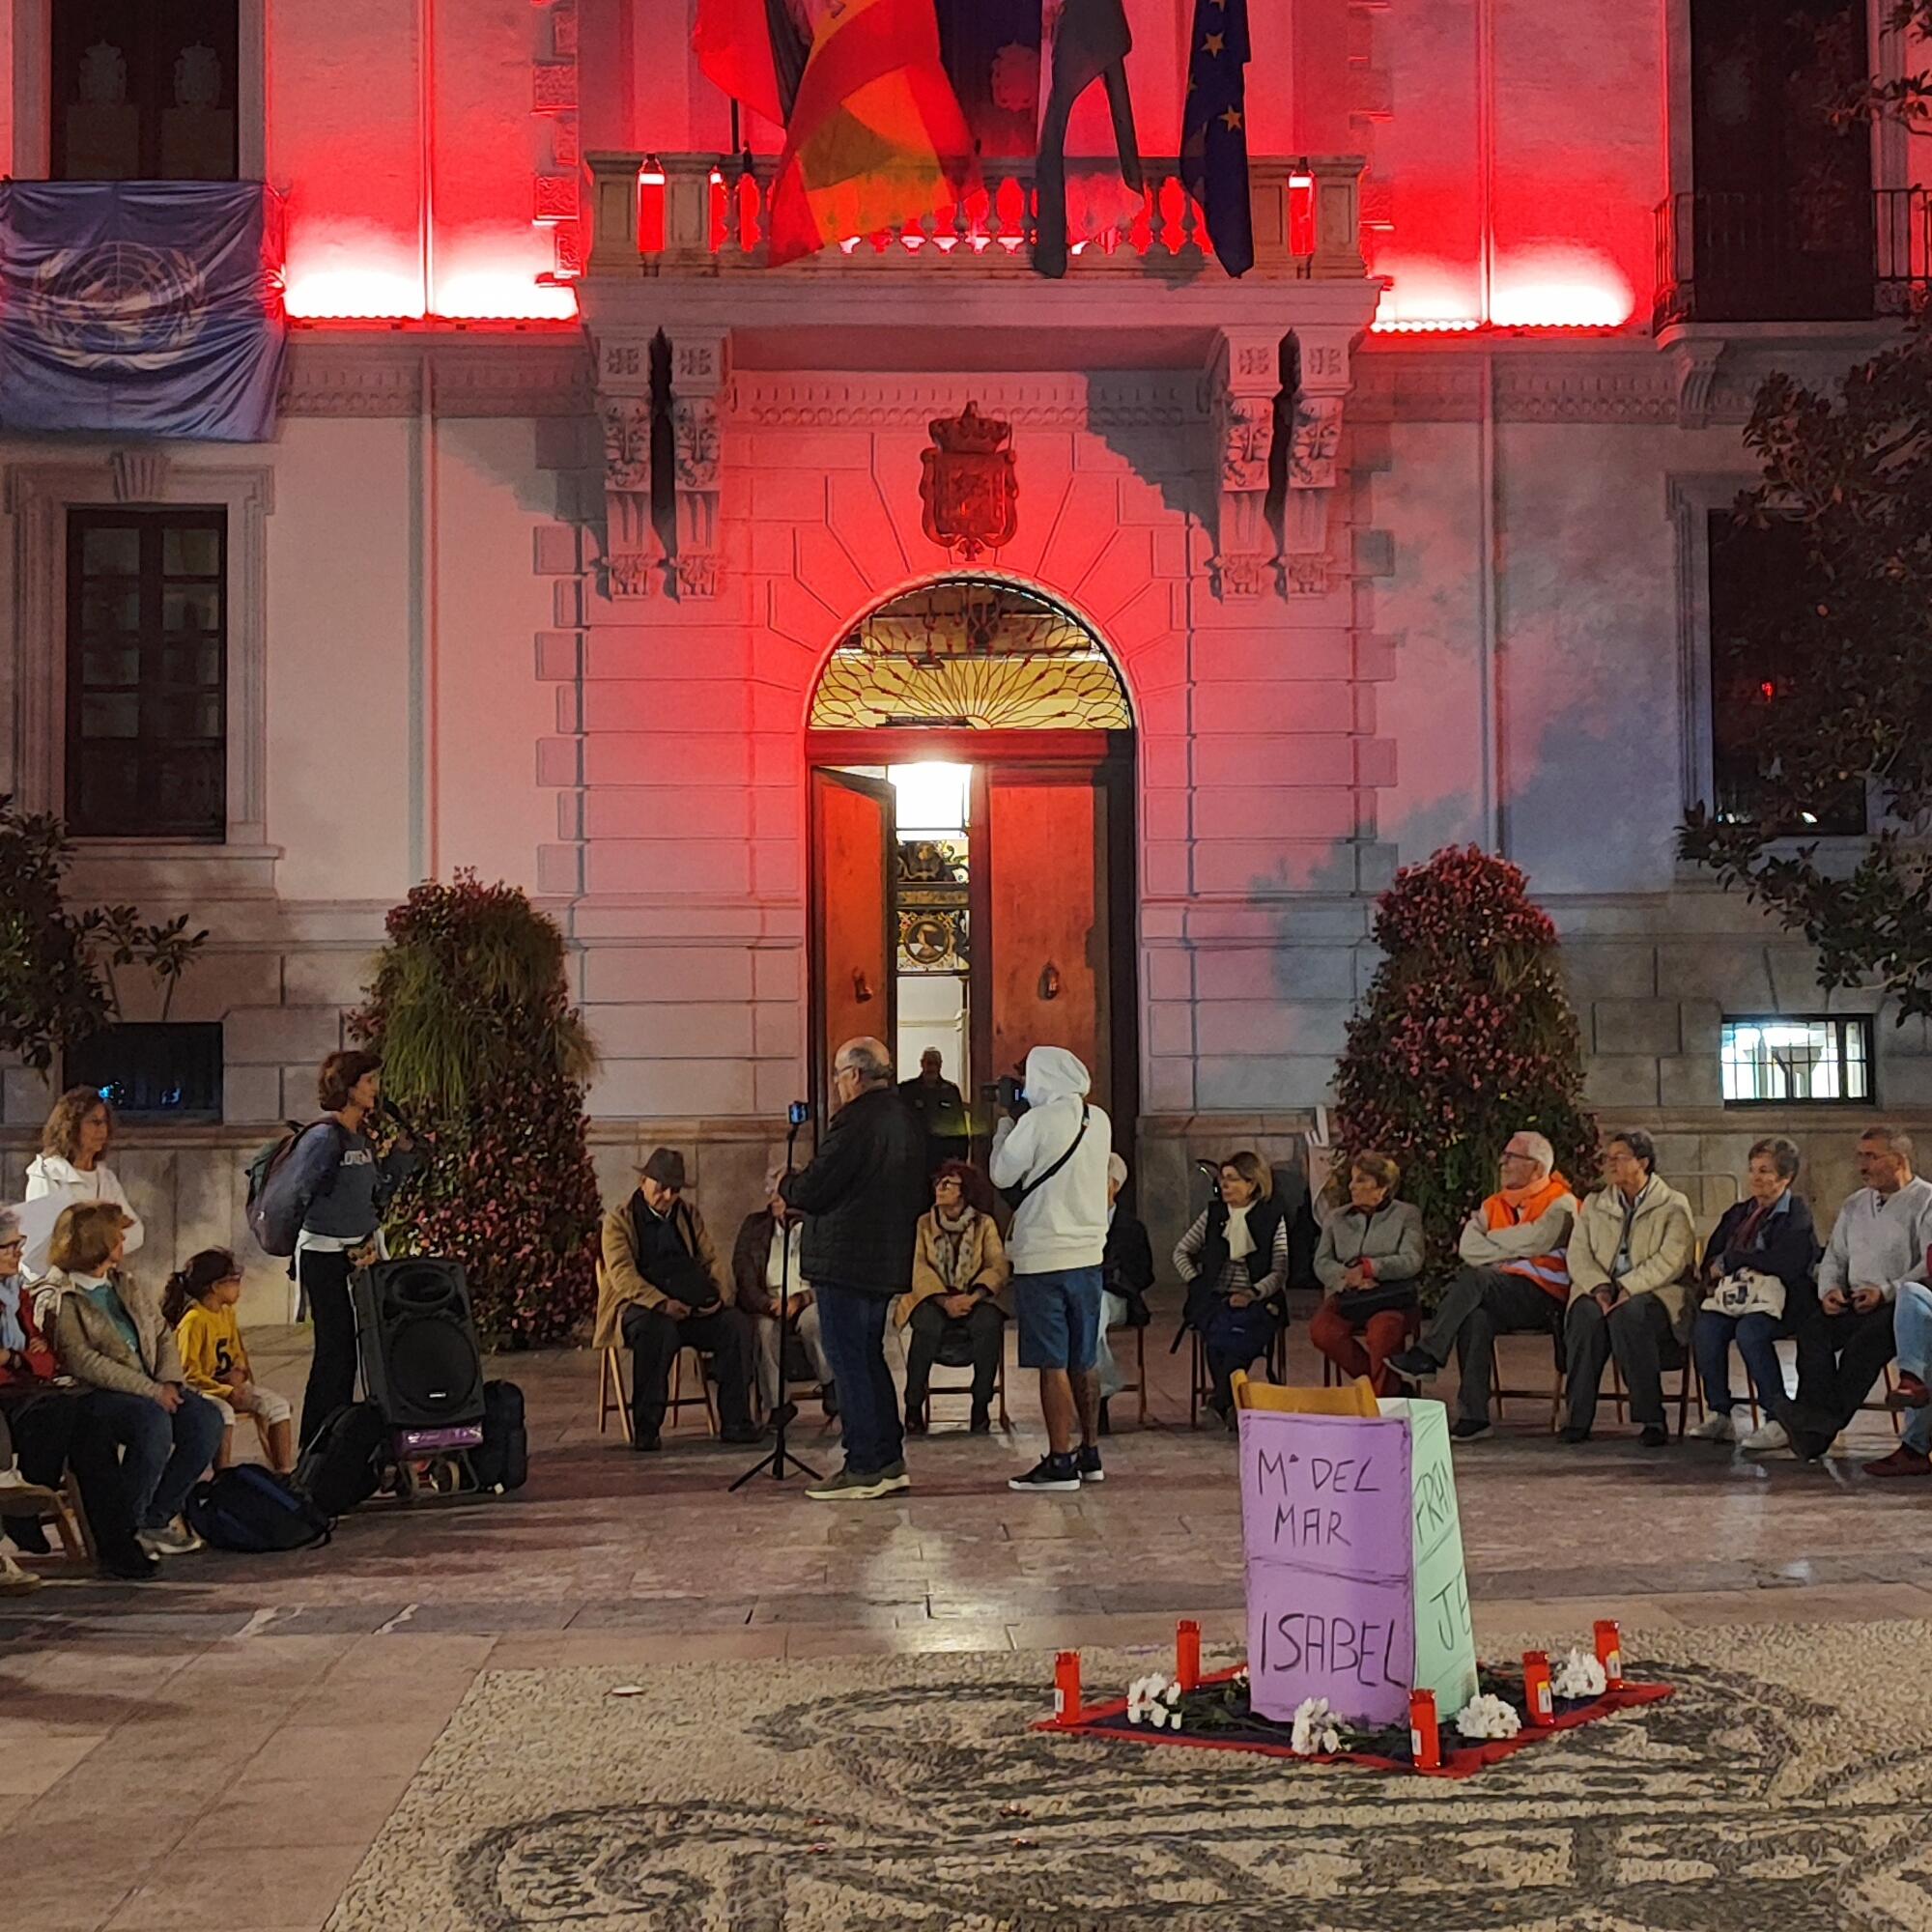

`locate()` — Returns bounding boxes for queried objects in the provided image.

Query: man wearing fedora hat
[595,1148,758,1450]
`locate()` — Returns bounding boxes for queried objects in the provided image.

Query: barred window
[1720,1015,1872,1106]
[52,0,240,182]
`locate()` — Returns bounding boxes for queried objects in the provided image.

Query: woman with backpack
[294,1051,418,1450]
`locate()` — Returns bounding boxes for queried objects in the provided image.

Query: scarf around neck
[1224,1202,1257,1263]
[0,1273,24,1352]
[933,1206,978,1291]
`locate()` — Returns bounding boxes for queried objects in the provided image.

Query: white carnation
[1290,1695,1337,1756]
[1551,1647,1607,1701]
[1453,1692,1522,1742]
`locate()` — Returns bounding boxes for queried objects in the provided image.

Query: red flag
[767,0,978,266]
[694,0,798,129]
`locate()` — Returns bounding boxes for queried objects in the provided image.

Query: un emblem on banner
[26,243,206,369]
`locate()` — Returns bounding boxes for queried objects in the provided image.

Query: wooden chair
[1109,1322,1150,1428]
[596,1343,719,1445]
[1491,1325,1568,1433]
[1317,1302,1423,1392]
[0,1475,91,1568]
[915,1348,1012,1433]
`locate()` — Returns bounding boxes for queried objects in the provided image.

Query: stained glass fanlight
[810,576,1131,730]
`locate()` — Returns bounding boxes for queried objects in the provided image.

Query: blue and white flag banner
[0,181,287,442]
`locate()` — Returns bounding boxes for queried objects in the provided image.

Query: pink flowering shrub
[1335,845,1597,1281]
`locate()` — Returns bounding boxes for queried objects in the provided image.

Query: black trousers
[904,1296,1005,1412]
[1565,1292,1678,1431]
[0,1384,141,1560]
[1792,1303,1898,1438]
[298,1248,359,1451]
[622,1303,753,1440]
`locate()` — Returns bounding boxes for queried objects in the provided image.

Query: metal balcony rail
[1654,187,1930,328]
[583,151,1366,281]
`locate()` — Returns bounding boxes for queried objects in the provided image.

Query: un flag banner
[0,181,286,442]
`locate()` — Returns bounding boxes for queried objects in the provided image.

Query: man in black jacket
[783,1037,928,1499]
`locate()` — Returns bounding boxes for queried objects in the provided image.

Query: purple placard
[1238,1409,1416,1727]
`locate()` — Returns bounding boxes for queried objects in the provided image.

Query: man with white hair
[784,1037,928,1500]
[1387,1130,1580,1439]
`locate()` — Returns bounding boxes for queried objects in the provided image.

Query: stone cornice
[281,330,594,418]
[725,371,1210,429]
[1353,341,1679,423]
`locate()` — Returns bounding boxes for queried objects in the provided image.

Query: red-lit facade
[3,0,1929,1291]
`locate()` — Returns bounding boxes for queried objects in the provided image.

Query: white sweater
[1818,1176,1932,1305]
[21,1154,145,1280]
[988,1046,1112,1275]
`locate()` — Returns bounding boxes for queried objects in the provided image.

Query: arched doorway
[806,575,1137,1160]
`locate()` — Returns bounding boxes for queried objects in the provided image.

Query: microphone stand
[731,1109,822,1491]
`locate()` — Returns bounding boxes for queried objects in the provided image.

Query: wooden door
[810,769,895,1115]
[982,769,1112,1119]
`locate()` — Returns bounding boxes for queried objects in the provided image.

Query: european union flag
[1180,0,1253,276]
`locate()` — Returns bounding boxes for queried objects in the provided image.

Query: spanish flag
[767,0,978,266]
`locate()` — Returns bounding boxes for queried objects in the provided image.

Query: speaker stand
[731,1117,822,1492]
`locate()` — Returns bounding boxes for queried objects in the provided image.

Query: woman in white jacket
[21,1088,144,1279]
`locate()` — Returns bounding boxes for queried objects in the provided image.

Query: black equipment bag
[293,1400,387,1518]
[470,1378,528,1493]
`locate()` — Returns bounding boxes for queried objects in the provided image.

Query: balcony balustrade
[582,151,1365,282]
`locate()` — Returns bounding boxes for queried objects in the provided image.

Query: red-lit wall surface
[0,0,1667,327]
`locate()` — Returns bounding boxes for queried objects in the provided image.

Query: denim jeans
[814,1283,903,1475]
[1894,1281,1932,1456]
[78,1388,225,1530]
[1692,1309,1791,1422]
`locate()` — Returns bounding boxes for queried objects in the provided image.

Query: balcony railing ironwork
[1654,187,1930,328]
[583,151,1365,281]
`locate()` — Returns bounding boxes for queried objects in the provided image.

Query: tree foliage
[1334,846,1598,1276]
[353,873,602,1349]
[0,795,210,1072]
[1677,336,1932,1019]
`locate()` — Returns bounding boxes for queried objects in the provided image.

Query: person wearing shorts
[989,1046,1114,1492]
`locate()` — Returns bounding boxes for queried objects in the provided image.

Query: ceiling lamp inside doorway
[810,577,1131,731]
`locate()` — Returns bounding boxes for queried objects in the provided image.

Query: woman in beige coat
[1561,1129,1696,1446]
[896,1163,1011,1435]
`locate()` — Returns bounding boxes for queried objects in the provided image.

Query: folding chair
[1491,1324,1568,1433]
[915,1329,1012,1432]
[1189,1318,1288,1427]
[596,1342,719,1444]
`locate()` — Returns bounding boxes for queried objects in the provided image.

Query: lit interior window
[1720,1016,1871,1105]
[888,762,971,837]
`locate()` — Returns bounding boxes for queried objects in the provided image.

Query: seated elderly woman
[46,1201,223,1560]
[1686,1134,1819,1453]
[1308,1152,1426,1395]
[1175,1151,1290,1425]
[896,1161,1012,1435]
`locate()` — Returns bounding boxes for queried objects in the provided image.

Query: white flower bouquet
[1551,1646,1607,1701]
[1453,1692,1522,1742]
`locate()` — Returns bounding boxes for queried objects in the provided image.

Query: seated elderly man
[1387,1131,1579,1439]
[731,1166,835,1421]
[1789,1125,1932,1472]
[1560,1130,1696,1447]
[594,1149,760,1451]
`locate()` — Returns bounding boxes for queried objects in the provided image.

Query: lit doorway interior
[887,761,973,1091]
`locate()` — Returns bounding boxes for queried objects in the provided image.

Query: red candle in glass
[1408,1688,1441,1770]
[1521,1650,1553,1726]
[1053,1650,1082,1723]
[1593,1619,1624,1690]
[1176,1619,1201,1691]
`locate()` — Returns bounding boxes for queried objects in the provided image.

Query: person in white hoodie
[21,1088,144,1281]
[988,1045,1113,1492]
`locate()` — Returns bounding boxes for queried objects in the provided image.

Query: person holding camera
[989,1046,1113,1492]
[784,1038,929,1500]
[595,1148,759,1451]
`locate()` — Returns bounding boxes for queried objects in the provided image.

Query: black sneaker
[969,1407,992,1435]
[99,1545,159,1581]
[1638,1424,1669,1449]
[8,1518,50,1557]
[1385,1349,1436,1384]
[1448,1419,1492,1441]
[630,1433,662,1453]
[1008,1455,1082,1493]
[1559,1425,1591,1445]
[1076,1444,1105,1483]
[719,1422,763,1446]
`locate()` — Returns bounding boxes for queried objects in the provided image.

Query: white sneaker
[138,1519,205,1556]
[1687,1411,1736,1443]
[1739,1419,1789,1453]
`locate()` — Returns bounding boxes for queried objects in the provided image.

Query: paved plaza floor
[5,1311,1929,1929]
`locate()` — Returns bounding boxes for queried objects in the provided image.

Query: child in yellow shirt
[164,1250,296,1475]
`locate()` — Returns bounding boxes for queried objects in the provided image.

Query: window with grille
[64,1023,224,1122]
[66,508,227,839]
[1707,511,1866,836]
[1720,1016,1872,1106]
[51,0,240,182]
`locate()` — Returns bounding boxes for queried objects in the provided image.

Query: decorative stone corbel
[1209,328,1282,600]
[110,448,170,503]
[599,380,660,598]
[1672,338,1726,430]
[1282,326,1352,596]
[668,331,726,599]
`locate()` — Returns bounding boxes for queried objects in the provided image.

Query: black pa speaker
[352,1257,486,1431]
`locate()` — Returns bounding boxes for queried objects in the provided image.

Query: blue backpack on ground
[185,1465,333,1552]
